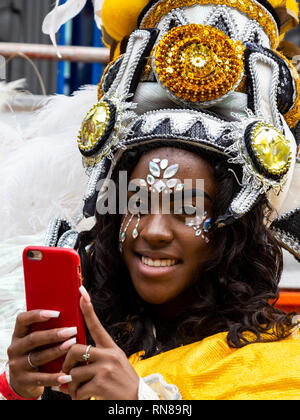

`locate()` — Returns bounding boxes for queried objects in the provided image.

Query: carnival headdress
[44,0,300,261]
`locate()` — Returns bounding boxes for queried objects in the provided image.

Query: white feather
[42,0,88,58]
[0,85,98,241]
[93,0,104,28]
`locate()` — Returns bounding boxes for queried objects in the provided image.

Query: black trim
[137,0,281,31]
[79,101,117,158]
[127,28,160,101]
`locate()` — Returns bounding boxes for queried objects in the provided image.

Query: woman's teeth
[141,256,177,267]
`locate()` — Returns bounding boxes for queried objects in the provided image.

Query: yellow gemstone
[79,102,110,151]
[252,125,292,175]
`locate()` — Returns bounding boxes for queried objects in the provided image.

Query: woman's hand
[61,287,140,400]
[7,310,78,399]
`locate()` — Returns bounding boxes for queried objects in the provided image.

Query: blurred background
[0,0,106,95]
[0,0,299,95]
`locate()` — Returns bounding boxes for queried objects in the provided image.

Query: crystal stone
[252,125,292,176]
[160,159,169,170]
[153,180,167,192]
[149,161,161,177]
[147,174,155,185]
[163,164,179,179]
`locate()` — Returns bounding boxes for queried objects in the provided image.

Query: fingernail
[40,310,60,319]
[58,327,77,339]
[60,337,77,351]
[57,375,72,385]
[79,286,91,304]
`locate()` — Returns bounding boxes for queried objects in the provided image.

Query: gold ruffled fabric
[130,332,300,400]
[101,0,299,59]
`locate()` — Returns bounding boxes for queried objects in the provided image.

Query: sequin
[154,24,245,103]
[141,0,278,49]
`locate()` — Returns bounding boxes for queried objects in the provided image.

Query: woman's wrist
[0,369,41,401]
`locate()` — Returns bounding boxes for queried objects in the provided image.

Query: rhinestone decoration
[146,159,180,192]
[78,101,112,156]
[154,24,245,104]
[141,0,279,49]
[249,123,292,177]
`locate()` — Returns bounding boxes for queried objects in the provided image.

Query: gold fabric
[130,332,300,400]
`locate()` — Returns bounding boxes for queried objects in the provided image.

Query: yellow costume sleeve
[130,332,300,400]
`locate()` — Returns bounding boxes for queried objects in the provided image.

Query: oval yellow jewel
[78,101,110,153]
[251,124,292,176]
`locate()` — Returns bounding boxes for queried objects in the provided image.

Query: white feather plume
[42,0,88,58]
[0,85,98,241]
[42,0,104,58]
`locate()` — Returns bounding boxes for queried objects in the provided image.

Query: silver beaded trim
[272,228,300,258]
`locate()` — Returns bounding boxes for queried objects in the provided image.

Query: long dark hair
[76,143,295,358]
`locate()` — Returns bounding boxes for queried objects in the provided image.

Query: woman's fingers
[79,287,115,348]
[13,310,60,339]
[65,365,95,400]
[62,344,97,373]
[25,337,77,370]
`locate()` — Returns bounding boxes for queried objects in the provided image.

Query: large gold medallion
[154,24,245,104]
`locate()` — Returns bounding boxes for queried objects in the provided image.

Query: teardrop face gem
[132,228,139,239]
[203,218,212,233]
[195,229,202,237]
[160,159,169,170]
[147,174,155,185]
[152,158,161,163]
[164,164,179,179]
[167,179,177,189]
[149,161,161,177]
[120,232,126,243]
[175,183,184,192]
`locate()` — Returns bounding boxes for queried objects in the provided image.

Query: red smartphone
[23,246,86,373]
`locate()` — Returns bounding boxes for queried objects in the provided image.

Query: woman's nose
[140,214,173,247]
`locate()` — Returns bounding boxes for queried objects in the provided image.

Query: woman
[2,142,299,400]
[1,0,300,400]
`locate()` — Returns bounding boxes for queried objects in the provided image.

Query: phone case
[23,246,86,373]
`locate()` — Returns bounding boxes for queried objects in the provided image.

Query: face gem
[160,159,169,170]
[167,179,178,189]
[164,164,179,179]
[153,179,167,192]
[149,161,161,178]
[175,183,184,192]
[147,174,155,185]
[152,158,161,163]
[132,228,139,239]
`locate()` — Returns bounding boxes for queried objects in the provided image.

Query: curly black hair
[76,142,296,359]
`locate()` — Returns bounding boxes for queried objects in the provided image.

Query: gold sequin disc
[154,24,245,103]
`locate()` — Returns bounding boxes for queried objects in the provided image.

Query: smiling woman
[1,0,300,401]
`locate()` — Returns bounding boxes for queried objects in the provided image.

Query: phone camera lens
[28,251,35,259]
